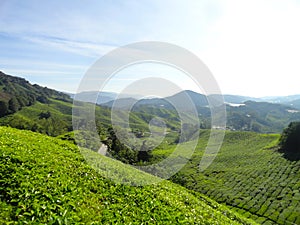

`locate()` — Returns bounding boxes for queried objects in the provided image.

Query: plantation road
[98,144,108,155]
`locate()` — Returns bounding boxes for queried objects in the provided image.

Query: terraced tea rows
[0,126,255,224]
[167,131,300,225]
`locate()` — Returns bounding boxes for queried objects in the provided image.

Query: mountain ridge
[1,71,300,134]
[0,71,71,117]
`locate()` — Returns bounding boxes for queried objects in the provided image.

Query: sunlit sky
[1,0,300,97]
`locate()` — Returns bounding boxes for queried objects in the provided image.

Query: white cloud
[0,59,86,71]
[23,36,116,58]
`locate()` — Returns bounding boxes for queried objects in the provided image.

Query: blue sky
[1,0,300,97]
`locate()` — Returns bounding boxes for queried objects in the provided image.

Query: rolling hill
[285,98,300,110]
[0,71,70,116]
[1,71,300,224]
[1,71,300,135]
[226,101,300,133]
[68,91,144,105]
[0,126,256,224]
[101,90,300,133]
[153,131,300,225]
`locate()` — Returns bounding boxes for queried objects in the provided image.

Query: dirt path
[98,144,108,155]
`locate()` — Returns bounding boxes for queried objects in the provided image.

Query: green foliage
[39,111,52,119]
[36,95,49,104]
[0,126,255,224]
[137,140,152,162]
[0,71,71,117]
[0,100,73,136]
[279,121,300,160]
[8,97,20,113]
[150,131,300,225]
[0,101,8,117]
[57,130,102,151]
[226,101,300,133]
[104,127,138,164]
[175,123,199,143]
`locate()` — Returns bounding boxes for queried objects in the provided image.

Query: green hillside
[0,126,255,224]
[226,101,300,133]
[0,71,70,117]
[161,131,300,225]
[0,99,73,136]
[1,71,300,224]
[1,71,300,136]
[0,96,156,137]
[0,71,181,137]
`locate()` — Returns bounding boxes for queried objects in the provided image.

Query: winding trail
[98,144,108,155]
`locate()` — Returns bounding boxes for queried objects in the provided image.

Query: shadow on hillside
[279,149,300,161]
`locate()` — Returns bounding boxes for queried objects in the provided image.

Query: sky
[1,0,300,97]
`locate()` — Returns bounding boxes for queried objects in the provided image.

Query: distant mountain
[2,70,300,134]
[257,95,300,110]
[101,91,275,110]
[222,95,262,104]
[67,91,144,105]
[261,95,300,104]
[102,90,300,133]
[71,88,300,110]
[104,97,138,110]
[166,90,209,109]
[0,71,158,136]
[286,99,300,109]
[102,90,209,110]
[226,101,300,133]
[68,91,118,104]
[102,97,169,110]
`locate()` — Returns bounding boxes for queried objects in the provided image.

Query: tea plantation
[166,131,300,225]
[0,126,256,224]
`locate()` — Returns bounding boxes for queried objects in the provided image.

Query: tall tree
[0,101,8,117]
[279,122,300,160]
[137,140,152,162]
[8,97,20,113]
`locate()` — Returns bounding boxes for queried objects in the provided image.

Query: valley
[0,126,256,224]
[0,71,300,224]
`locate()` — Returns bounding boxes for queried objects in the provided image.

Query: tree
[105,127,137,164]
[0,101,8,117]
[229,112,251,131]
[137,140,152,162]
[279,122,300,160]
[37,95,49,104]
[39,111,51,119]
[8,97,20,113]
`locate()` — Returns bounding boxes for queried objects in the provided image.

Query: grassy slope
[0,99,175,137]
[162,131,300,225]
[0,99,73,135]
[0,127,256,224]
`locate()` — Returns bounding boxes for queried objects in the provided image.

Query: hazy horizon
[3,69,300,99]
